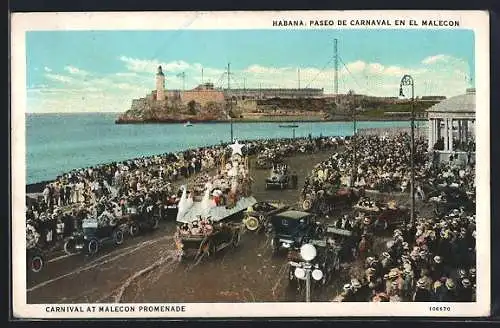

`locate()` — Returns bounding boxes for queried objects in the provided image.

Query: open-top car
[354,198,409,232]
[265,165,298,190]
[175,220,243,262]
[269,210,324,255]
[242,201,289,232]
[63,218,125,256]
[426,186,475,216]
[161,196,180,220]
[123,204,160,237]
[302,187,361,215]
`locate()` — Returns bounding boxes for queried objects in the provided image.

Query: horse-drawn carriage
[302,187,361,215]
[353,198,408,232]
[242,201,289,232]
[63,217,125,256]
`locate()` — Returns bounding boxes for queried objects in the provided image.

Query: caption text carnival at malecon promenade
[24,29,477,304]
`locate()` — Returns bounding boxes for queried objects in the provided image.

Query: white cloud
[28,54,472,113]
[44,66,52,72]
[421,54,452,65]
[45,73,74,83]
[64,65,89,76]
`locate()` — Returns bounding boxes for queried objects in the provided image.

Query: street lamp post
[230,118,234,143]
[399,74,415,227]
[288,243,323,302]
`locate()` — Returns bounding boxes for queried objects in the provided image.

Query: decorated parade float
[174,141,257,261]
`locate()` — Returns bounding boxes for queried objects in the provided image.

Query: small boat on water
[279,124,299,128]
[184,121,193,127]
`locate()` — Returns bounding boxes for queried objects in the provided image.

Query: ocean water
[26,113,419,184]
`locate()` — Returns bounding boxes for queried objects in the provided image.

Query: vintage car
[265,167,297,190]
[26,247,45,274]
[353,198,409,232]
[255,154,284,170]
[242,201,289,232]
[286,236,342,289]
[175,221,242,262]
[302,187,361,215]
[123,205,160,237]
[323,225,357,264]
[426,186,475,216]
[63,218,125,256]
[162,196,180,220]
[269,210,324,255]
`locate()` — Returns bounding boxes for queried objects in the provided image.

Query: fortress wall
[179,90,225,106]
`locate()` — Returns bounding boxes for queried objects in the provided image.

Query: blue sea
[26,113,420,184]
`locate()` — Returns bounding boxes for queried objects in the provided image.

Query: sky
[26,29,475,113]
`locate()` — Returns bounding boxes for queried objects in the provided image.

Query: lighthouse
[156,65,165,101]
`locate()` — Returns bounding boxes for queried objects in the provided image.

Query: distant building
[223,87,324,100]
[155,66,165,101]
[426,88,475,166]
[420,95,447,101]
[151,68,323,105]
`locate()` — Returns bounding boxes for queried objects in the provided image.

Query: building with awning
[426,88,475,165]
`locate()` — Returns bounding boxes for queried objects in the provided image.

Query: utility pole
[399,74,415,227]
[334,38,339,96]
[228,63,233,143]
[298,68,301,90]
[201,67,204,84]
[177,72,186,91]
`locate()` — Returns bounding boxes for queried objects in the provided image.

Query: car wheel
[87,238,99,255]
[113,229,124,245]
[63,239,77,255]
[244,216,259,231]
[30,255,44,273]
[288,267,295,281]
[129,223,140,237]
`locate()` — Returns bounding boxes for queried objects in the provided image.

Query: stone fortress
[118,65,327,123]
[117,66,448,124]
[132,65,325,108]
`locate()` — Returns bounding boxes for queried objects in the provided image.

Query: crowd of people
[295,133,478,302]
[25,136,341,252]
[302,134,476,203]
[334,205,476,302]
[302,134,430,199]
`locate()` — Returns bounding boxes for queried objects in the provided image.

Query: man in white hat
[413,277,432,301]
[457,278,473,302]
